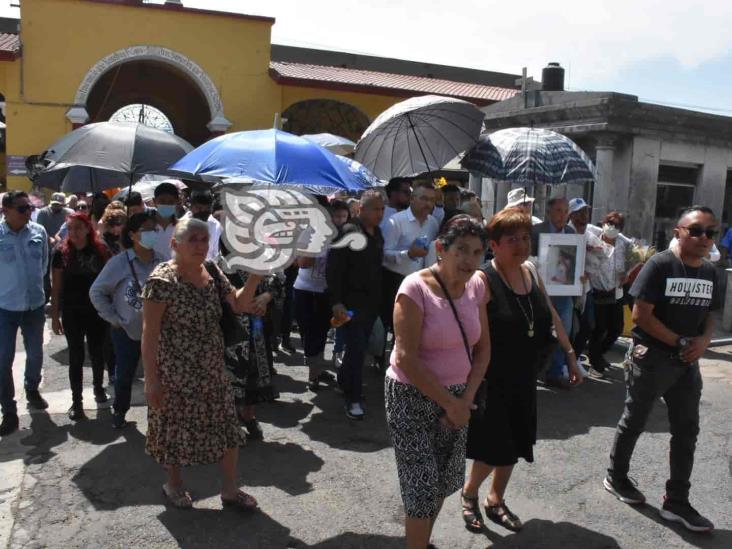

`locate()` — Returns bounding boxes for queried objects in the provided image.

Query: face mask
[603,224,620,239]
[192,210,211,222]
[156,205,176,218]
[139,230,159,250]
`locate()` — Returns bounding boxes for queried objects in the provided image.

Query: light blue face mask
[156,205,177,218]
[139,230,159,250]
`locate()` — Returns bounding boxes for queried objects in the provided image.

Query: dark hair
[678,205,715,224]
[91,192,110,221]
[121,211,156,249]
[2,190,29,208]
[460,189,477,201]
[385,177,411,198]
[329,199,350,214]
[59,212,110,265]
[412,180,435,193]
[547,197,568,209]
[602,211,625,230]
[125,191,143,207]
[153,182,180,199]
[190,190,213,207]
[437,214,488,250]
[443,184,461,195]
[486,207,533,242]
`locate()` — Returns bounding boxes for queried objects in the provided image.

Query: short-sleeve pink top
[387,271,486,387]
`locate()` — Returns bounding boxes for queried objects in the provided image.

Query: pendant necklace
[676,252,697,300]
[494,260,535,338]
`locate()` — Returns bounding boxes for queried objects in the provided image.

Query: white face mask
[603,224,620,239]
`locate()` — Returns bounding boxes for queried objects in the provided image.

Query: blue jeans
[110,327,141,417]
[548,296,573,380]
[337,313,376,404]
[0,306,45,415]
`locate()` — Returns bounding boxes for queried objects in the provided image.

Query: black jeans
[589,297,624,368]
[573,292,595,357]
[608,342,703,503]
[337,313,376,405]
[280,265,298,345]
[62,307,106,401]
[293,289,331,358]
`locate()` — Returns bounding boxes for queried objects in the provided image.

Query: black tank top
[483,262,553,382]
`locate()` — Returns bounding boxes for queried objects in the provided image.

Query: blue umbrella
[169,129,379,195]
[461,127,595,186]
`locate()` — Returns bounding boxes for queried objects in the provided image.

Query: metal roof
[0,33,19,58]
[270,61,519,104]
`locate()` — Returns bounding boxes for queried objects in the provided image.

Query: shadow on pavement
[299,367,391,453]
[537,363,669,441]
[303,531,403,548]
[17,411,69,464]
[257,399,314,429]
[238,439,323,496]
[628,503,732,548]
[478,518,621,548]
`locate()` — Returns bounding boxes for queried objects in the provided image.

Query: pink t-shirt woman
[387,271,486,387]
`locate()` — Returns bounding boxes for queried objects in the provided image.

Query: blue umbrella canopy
[169,129,379,195]
[461,127,595,186]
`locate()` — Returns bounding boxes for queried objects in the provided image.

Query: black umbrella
[34,121,193,193]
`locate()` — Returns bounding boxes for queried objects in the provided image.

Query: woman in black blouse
[51,212,111,420]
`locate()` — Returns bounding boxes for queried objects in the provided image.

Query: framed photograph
[538,233,586,296]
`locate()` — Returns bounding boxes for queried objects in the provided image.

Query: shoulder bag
[204,261,247,347]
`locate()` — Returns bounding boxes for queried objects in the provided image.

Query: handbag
[204,261,247,347]
[525,262,559,375]
[429,268,487,414]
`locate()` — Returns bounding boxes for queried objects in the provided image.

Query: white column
[591,135,617,224]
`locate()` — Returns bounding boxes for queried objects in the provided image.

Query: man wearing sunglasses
[0,191,50,436]
[605,205,719,533]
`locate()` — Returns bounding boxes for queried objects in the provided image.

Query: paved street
[1,317,730,549]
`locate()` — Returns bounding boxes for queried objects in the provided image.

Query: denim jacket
[0,221,48,311]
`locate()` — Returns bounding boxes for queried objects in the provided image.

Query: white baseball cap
[506,188,535,208]
[568,197,590,214]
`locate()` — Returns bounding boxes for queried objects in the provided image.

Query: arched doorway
[67,46,231,145]
[86,59,210,144]
[282,99,370,142]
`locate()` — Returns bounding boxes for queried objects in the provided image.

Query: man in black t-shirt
[604,206,719,533]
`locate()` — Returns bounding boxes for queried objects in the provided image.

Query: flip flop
[221,490,258,512]
[162,484,193,509]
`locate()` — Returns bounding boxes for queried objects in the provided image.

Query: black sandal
[460,491,484,532]
[243,419,264,441]
[484,500,523,532]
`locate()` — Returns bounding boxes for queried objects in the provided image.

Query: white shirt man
[382,205,439,277]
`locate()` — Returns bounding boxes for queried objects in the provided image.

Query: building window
[653,164,699,248]
[110,104,174,134]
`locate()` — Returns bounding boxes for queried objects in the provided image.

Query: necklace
[493,259,535,338]
[675,251,698,299]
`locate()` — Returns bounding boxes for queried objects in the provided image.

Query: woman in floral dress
[141,218,261,510]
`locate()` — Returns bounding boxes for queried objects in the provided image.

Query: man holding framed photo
[604,206,719,533]
[532,197,577,389]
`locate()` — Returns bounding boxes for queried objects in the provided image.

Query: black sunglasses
[14,204,36,214]
[678,225,717,239]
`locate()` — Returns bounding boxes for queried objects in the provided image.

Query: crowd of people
[0,177,722,543]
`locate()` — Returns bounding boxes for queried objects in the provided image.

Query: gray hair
[360,189,385,207]
[173,217,209,243]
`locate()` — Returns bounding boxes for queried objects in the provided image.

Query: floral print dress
[142,261,245,466]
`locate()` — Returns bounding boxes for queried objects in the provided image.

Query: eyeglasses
[14,204,36,214]
[678,225,717,239]
[76,205,88,211]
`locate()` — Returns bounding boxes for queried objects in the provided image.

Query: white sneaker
[346,402,365,420]
[332,352,343,368]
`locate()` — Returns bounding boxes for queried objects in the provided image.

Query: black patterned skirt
[384,376,467,519]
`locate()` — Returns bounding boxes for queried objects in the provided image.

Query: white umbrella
[354,95,484,181]
[302,133,356,156]
[112,177,186,202]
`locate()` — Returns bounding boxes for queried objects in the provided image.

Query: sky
[2,0,732,115]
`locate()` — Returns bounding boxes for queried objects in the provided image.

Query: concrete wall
[627,136,661,241]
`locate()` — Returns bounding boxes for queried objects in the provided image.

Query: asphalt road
[0,317,731,549]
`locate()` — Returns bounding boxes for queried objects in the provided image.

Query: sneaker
[332,352,343,368]
[94,387,109,403]
[345,402,365,420]
[660,497,714,533]
[588,367,606,379]
[318,371,336,383]
[308,378,320,392]
[68,403,86,421]
[0,413,19,436]
[26,390,48,410]
[603,476,646,505]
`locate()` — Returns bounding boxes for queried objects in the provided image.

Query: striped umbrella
[461,127,595,186]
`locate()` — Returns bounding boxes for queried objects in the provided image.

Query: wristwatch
[677,336,690,348]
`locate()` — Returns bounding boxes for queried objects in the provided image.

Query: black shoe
[112,412,128,430]
[243,419,264,441]
[0,413,19,436]
[68,403,86,421]
[26,390,48,410]
[94,387,109,403]
[308,378,320,392]
[318,371,336,383]
[660,497,714,532]
[603,476,646,505]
